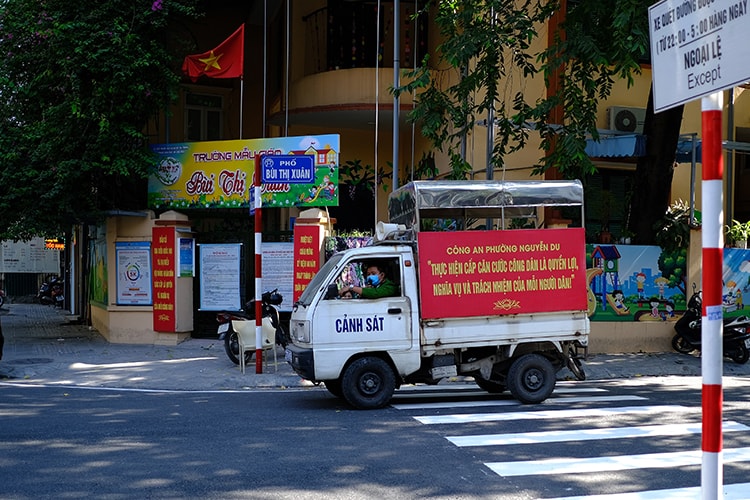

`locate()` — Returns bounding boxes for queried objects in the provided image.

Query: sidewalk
[1,302,748,391]
[0,302,310,391]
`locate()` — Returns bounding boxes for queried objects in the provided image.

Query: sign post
[701,90,724,500]
[254,155,264,374]
[254,154,327,373]
[649,1,750,496]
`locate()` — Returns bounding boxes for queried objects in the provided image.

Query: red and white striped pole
[701,91,724,499]
[254,155,264,374]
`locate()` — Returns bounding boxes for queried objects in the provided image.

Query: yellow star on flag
[182,24,244,81]
[199,51,223,71]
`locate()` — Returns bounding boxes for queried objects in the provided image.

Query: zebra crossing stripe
[414,405,692,425]
[394,386,605,397]
[447,421,749,447]
[544,481,750,499]
[391,394,645,410]
[485,445,750,477]
[395,381,604,393]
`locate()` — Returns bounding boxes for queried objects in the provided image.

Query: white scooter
[215,289,287,365]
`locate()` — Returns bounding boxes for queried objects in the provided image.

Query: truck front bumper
[286,343,315,381]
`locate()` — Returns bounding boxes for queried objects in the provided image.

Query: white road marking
[392,394,646,410]
[447,421,748,447]
[0,381,315,394]
[395,384,605,395]
[414,405,693,424]
[486,446,750,477]
[544,481,750,499]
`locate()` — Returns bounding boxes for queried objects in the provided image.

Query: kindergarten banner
[417,228,587,319]
[148,135,340,210]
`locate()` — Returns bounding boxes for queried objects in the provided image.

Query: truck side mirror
[324,283,339,300]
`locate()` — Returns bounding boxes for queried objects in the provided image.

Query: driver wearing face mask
[340,263,398,299]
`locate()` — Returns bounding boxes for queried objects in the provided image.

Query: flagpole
[240,76,244,139]
[285,0,290,136]
[240,21,245,140]
[262,0,267,138]
[393,0,400,190]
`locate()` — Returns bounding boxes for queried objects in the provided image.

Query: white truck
[286,180,590,409]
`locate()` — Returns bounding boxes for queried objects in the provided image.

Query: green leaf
[0,0,200,239]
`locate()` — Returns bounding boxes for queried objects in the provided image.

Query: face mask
[366,274,380,286]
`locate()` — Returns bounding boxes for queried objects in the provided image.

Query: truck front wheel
[323,379,343,398]
[474,377,506,394]
[507,353,555,404]
[341,357,396,410]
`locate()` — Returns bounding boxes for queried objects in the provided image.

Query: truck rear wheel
[341,357,396,410]
[507,353,555,404]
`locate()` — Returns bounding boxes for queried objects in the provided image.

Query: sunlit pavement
[1,302,748,391]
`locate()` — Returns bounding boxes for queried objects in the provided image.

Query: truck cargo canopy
[388,180,584,229]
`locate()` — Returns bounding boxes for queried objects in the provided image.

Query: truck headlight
[291,320,310,343]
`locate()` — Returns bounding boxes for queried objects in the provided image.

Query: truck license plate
[430,365,457,379]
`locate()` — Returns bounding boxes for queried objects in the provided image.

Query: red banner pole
[701,91,723,499]
[254,155,263,374]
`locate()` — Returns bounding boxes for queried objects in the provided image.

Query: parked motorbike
[37,275,64,307]
[216,289,288,365]
[672,284,750,364]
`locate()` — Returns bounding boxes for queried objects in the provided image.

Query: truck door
[321,257,412,351]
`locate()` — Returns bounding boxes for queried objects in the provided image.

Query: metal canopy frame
[388,179,585,230]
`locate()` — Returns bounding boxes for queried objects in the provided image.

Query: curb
[2,303,750,392]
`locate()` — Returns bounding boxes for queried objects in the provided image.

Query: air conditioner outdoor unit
[608,106,646,133]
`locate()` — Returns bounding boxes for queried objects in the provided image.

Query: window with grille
[185,93,223,141]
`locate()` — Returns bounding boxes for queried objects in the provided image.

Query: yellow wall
[285,2,552,222]
[589,67,750,226]
[90,212,193,345]
[589,321,674,354]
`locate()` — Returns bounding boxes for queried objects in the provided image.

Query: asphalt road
[3,376,750,499]
[0,385,494,500]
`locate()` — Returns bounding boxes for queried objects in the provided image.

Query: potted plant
[725,219,750,248]
[619,229,635,245]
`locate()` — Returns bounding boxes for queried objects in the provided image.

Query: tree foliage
[401,0,682,243]
[400,0,558,179]
[539,0,652,177]
[653,200,694,293]
[402,0,653,180]
[0,0,199,239]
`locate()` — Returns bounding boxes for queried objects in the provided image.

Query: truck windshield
[296,253,343,306]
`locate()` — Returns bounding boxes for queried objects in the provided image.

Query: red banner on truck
[417,228,587,319]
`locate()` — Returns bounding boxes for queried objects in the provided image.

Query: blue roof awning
[586,134,703,163]
[676,138,702,163]
[585,134,646,158]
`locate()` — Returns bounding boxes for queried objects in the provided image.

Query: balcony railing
[302,1,428,77]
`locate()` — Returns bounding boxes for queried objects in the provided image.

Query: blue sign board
[261,155,315,184]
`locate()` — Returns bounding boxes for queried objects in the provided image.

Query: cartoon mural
[724,248,750,316]
[587,244,687,322]
[586,245,750,322]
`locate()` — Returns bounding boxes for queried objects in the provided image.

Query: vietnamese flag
[182,24,244,82]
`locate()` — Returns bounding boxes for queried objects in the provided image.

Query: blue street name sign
[261,155,315,184]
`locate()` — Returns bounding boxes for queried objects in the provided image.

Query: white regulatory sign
[649,0,750,112]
